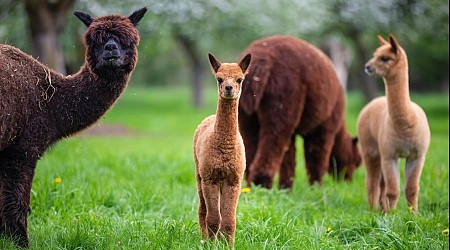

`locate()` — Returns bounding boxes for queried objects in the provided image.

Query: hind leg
[404,155,426,211]
[279,136,296,189]
[196,173,208,238]
[380,157,400,212]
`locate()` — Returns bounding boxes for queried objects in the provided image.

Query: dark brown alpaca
[0,8,147,247]
[238,35,361,189]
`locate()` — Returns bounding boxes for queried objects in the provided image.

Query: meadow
[1,86,448,249]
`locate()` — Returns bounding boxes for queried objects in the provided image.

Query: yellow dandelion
[241,187,251,193]
[326,227,332,233]
[442,228,449,235]
[53,177,62,184]
[408,205,414,211]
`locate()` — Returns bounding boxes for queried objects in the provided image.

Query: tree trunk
[173,30,205,108]
[24,0,75,75]
[324,38,351,92]
[353,36,379,102]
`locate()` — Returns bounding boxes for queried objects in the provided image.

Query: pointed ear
[129,7,148,26]
[238,53,252,74]
[74,10,93,27]
[208,53,221,73]
[388,34,400,54]
[377,35,389,45]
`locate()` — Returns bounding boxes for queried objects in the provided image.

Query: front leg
[0,158,36,248]
[404,155,426,211]
[219,184,241,245]
[303,128,335,185]
[380,157,400,212]
[278,136,297,189]
[201,182,221,239]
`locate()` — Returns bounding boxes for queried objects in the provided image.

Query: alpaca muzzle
[102,39,121,61]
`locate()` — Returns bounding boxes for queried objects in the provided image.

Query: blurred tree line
[0,0,448,107]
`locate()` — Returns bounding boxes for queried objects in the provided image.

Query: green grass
[1,86,448,249]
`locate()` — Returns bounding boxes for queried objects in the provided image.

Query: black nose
[225,86,233,91]
[103,39,120,60]
[104,41,118,51]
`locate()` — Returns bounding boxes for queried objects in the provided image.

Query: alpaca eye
[380,56,390,62]
[237,78,243,84]
[217,77,223,84]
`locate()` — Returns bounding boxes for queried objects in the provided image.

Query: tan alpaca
[357,34,430,212]
[193,53,251,244]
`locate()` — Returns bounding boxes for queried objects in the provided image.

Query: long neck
[384,54,414,128]
[214,99,240,140]
[48,65,130,138]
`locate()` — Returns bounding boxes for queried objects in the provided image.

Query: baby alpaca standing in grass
[193,53,251,245]
[357,34,430,213]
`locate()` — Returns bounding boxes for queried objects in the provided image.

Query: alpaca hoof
[250,174,273,189]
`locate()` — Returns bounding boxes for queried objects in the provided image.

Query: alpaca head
[208,53,251,101]
[364,34,407,78]
[342,137,362,180]
[330,137,362,181]
[74,8,147,79]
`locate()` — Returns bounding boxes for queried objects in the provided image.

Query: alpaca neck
[384,59,414,128]
[214,99,239,141]
[50,65,130,138]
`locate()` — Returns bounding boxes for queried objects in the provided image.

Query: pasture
[1,86,448,249]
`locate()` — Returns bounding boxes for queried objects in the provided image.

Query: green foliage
[0,87,447,249]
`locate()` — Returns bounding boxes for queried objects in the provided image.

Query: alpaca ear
[238,53,252,74]
[388,34,400,54]
[74,10,93,27]
[129,7,148,26]
[377,35,389,45]
[208,53,221,73]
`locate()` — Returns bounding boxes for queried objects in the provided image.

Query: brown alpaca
[193,53,251,245]
[0,8,147,247]
[357,34,430,212]
[328,124,362,181]
[238,35,361,188]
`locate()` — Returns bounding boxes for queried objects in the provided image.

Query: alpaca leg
[303,129,335,185]
[196,173,208,238]
[0,161,35,248]
[364,154,383,210]
[201,182,221,239]
[279,136,296,189]
[219,184,241,245]
[238,112,259,185]
[380,157,400,212]
[404,155,426,211]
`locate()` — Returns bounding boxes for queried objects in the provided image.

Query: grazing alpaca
[328,124,362,181]
[238,35,361,188]
[357,34,430,212]
[193,53,251,245]
[0,8,147,246]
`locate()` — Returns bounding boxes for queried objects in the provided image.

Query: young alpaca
[193,53,251,245]
[0,8,147,247]
[357,34,430,212]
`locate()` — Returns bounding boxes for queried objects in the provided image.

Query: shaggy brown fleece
[193,53,251,245]
[0,8,147,247]
[238,35,361,188]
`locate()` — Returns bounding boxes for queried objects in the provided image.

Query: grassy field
[1,86,448,249]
